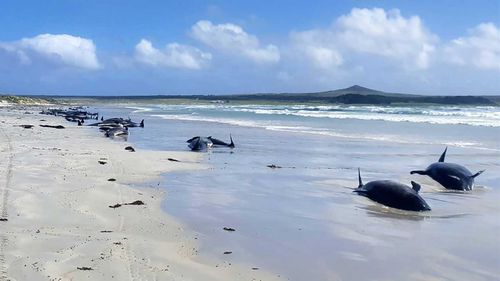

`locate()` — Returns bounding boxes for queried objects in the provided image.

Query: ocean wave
[151,113,395,142]
[150,114,498,151]
[151,114,263,128]
[125,106,154,113]
[152,104,500,127]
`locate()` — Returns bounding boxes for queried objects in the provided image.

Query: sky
[0,0,499,95]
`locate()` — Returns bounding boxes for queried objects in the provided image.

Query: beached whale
[207,135,235,148]
[186,135,234,151]
[105,126,128,137]
[353,169,431,211]
[99,123,124,131]
[410,147,484,191]
[88,118,119,126]
[88,118,144,128]
[41,108,98,120]
[187,136,211,151]
[123,119,144,128]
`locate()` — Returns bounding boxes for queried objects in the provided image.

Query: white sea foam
[126,106,154,113]
[151,114,263,128]
[150,113,499,151]
[152,104,500,127]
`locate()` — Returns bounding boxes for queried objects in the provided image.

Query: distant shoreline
[2,85,499,106]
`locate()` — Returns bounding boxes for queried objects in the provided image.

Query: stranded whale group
[89,117,144,138]
[43,107,484,213]
[41,108,144,139]
[354,147,484,212]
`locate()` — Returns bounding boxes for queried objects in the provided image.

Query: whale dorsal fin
[471,170,485,178]
[438,147,447,162]
[358,168,363,188]
[411,181,421,192]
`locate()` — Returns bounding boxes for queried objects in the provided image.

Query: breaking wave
[152,104,500,127]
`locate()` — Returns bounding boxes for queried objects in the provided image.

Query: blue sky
[0,0,499,95]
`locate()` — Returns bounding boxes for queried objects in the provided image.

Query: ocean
[95,103,500,281]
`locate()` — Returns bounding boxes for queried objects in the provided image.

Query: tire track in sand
[0,129,13,220]
[0,127,13,280]
[107,156,140,281]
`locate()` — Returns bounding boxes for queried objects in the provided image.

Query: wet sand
[0,106,283,281]
[159,130,500,281]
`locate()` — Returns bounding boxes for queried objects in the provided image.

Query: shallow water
[95,103,500,280]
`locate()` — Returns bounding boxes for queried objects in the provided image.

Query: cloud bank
[191,20,280,63]
[0,34,100,69]
[290,8,437,70]
[134,39,211,69]
[443,23,500,70]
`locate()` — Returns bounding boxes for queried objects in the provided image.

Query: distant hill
[202,85,498,105]
[30,85,500,106]
[289,85,419,98]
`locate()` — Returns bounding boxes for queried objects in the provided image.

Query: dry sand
[0,107,282,281]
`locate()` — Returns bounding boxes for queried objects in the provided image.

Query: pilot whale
[353,169,431,211]
[187,135,235,151]
[88,118,144,128]
[187,136,212,151]
[410,147,484,191]
[105,125,129,137]
[207,135,234,148]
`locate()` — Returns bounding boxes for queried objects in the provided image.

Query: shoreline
[0,106,282,281]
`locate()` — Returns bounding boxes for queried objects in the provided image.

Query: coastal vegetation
[0,95,56,105]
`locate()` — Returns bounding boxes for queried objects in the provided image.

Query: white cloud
[0,34,100,69]
[336,8,437,68]
[134,39,211,70]
[443,22,500,70]
[191,20,280,63]
[290,29,343,69]
[289,8,437,70]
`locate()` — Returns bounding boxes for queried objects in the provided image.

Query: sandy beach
[0,106,282,281]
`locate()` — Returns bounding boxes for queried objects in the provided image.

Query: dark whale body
[187,135,234,151]
[88,118,144,128]
[354,169,431,212]
[105,126,128,137]
[187,136,211,151]
[207,135,234,148]
[410,147,484,191]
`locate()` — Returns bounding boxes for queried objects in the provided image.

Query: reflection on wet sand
[99,104,500,281]
[359,204,471,221]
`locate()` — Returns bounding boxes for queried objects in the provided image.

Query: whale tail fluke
[228,134,235,148]
[410,170,427,175]
[438,147,448,162]
[471,170,485,178]
[357,168,363,188]
[140,119,144,128]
